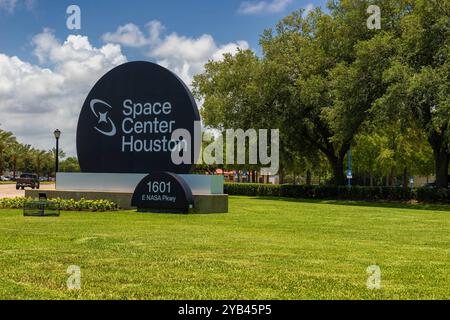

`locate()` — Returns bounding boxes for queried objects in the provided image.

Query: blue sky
[1,0,327,63]
[0,0,327,155]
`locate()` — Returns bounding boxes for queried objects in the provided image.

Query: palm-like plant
[0,129,17,175]
[17,144,35,174]
[34,150,48,177]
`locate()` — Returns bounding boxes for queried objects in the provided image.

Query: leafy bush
[225,183,446,202]
[0,197,29,208]
[336,186,414,201]
[0,197,119,211]
[224,183,278,197]
[416,188,450,203]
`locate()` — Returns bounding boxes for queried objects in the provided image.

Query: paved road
[0,183,55,198]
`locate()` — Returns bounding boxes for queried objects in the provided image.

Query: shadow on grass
[248,196,450,212]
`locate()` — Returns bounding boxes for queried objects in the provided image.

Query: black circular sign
[76,61,200,174]
[131,172,194,213]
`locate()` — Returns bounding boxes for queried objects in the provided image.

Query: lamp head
[54,129,61,140]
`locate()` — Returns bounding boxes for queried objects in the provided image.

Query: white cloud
[238,0,293,15]
[304,3,314,16]
[150,30,249,87]
[146,20,165,46]
[0,30,126,155]
[0,0,17,12]
[102,23,149,48]
[0,0,35,12]
[101,20,249,87]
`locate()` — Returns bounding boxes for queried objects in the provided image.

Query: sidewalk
[0,183,55,199]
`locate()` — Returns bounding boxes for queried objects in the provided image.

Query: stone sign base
[25,189,228,213]
[56,173,224,194]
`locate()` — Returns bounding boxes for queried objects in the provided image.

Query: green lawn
[0,196,449,300]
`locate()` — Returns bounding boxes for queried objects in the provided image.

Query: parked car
[16,173,40,190]
[0,176,9,181]
[423,182,436,189]
[423,179,450,189]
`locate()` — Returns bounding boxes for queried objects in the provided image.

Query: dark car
[423,176,450,189]
[16,173,40,190]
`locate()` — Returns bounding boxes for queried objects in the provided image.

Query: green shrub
[0,197,119,211]
[416,188,450,203]
[225,183,445,202]
[0,197,29,209]
[225,183,281,197]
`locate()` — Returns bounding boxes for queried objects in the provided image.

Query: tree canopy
[193,0,449,187]
[0,127,79,177]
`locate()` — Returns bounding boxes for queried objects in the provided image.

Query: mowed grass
[0,196,449,300]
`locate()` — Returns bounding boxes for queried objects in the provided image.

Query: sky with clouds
[0,0,326,156]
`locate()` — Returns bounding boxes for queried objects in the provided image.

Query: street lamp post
[54,129,61,177]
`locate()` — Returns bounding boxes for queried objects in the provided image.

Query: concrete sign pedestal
[26,173,228,213]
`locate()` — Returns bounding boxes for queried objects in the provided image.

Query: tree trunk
[390,168,395,187]
[369,172,374,187]
[402,167,408,189]
[434,149,449,188]
[306,170,312,185]
[0,150,3,175]
[278,162,285,184]
[279,172,284,185]
[330,160,345,186]
[324,151,345,186]
[428,130,449,189]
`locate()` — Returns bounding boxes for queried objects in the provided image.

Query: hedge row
[0,197,119,211]
[224,183,450,202]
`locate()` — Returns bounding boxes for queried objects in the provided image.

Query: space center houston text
[120,99,185,153]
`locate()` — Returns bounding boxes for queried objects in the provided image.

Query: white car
[0,176,10,181]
